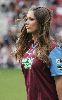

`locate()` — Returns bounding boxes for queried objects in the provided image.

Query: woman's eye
[29,18,34,21]
[25,17,35,21]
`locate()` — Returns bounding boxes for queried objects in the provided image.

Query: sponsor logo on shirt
[56,59,62,70]
[56,59,62,64]
[57,66,62,70]
[22,58,33,69]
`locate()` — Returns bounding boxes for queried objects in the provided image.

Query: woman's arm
[54,76,62,100]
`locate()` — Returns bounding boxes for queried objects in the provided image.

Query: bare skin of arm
[54,76,62,100]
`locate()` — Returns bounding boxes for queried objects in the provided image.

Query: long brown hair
[16,6,53,65]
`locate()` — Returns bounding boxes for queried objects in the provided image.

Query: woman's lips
[25,25,29,29]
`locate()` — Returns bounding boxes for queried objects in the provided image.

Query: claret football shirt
[21,46,58,100]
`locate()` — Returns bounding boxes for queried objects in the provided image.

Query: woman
[16,6,58,100]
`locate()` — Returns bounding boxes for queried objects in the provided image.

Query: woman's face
[25,10,38,33]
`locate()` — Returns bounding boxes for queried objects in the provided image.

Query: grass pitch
[0,68,26,100]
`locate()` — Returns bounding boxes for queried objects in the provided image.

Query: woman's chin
[27,30,32,33]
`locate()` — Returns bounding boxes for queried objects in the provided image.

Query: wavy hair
[16,6,53,65]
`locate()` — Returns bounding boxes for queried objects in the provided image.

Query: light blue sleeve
[49,47,62,76]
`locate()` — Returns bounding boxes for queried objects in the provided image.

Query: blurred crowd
[0,0,62,68]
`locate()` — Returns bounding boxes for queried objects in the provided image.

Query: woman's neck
[32,33,38,44]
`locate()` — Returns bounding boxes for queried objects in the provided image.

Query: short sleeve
[49,47,62,76]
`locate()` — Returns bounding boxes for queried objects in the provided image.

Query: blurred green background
[0,68,26,100]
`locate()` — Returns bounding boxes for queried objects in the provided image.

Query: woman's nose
[25,19,29,25]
